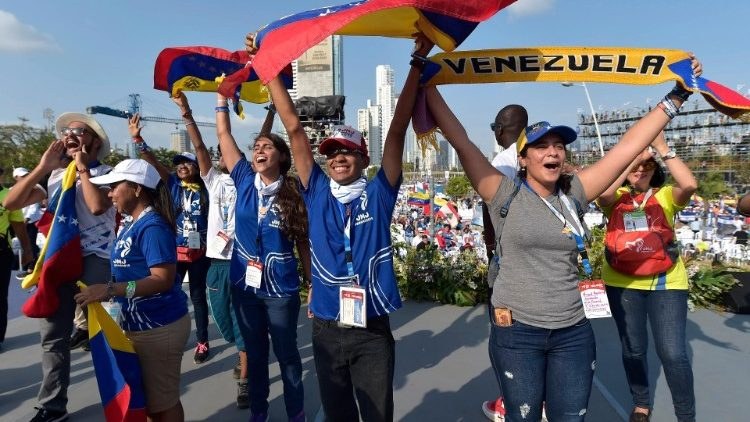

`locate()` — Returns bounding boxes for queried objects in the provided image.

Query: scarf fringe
[416,128,441,159]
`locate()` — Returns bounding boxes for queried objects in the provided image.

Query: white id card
[623,211,648,232]
[209,231,232,256]
[578,279,612,319]
[339,285,367,328]
[102,300,122,325]
[244,260,263,288]
[187,231,201,249]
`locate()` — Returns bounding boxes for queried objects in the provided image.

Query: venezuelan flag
[82,285,146,422]
[153,46,293,105]
[407,191,430,206]
[22,162,83,318]
[232,0,515,84]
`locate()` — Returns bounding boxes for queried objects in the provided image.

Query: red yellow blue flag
[22,162,83,318]
[81,283,146,422]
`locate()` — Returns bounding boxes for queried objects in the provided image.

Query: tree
[366,165,378,180]
[696,171,732,199]
[445,175,473,198]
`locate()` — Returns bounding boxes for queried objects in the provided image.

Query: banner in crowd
[22,163,83,318]
[217,0,514,102]
[418,47,750,121]
[153,46,293,115]
[81,282,147,422]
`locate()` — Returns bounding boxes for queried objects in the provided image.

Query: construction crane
[87,93,215,128]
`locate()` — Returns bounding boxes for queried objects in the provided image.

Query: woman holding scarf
[214,93,310,422]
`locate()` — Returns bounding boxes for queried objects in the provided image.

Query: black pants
[312,315,395,422]
[24,222,40,270]
[177,255,210,343]
[0,247,14,342]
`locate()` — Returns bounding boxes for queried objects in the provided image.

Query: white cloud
[507,0,555,17]
[0,10,60,53]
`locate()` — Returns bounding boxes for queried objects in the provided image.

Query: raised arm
[215,93,242,172]
[3,141,64,209]
[381,36,434,186]
[425,87,502,202]
[173,93,212,176]
[651,130,697,205]
[578,56,702,202]
[74,143,112,215]
[130,114,171,182]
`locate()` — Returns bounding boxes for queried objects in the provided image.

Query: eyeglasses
[490,122,502,131]
[630,161,657,172]
[325,148,362,159]
[60,127,88,137]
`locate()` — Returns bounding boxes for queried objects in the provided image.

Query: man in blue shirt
[264,33,433,421]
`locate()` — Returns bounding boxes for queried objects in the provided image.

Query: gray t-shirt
[489,175,588,329]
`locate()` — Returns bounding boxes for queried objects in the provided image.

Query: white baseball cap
[13,167,30,178]
[89,159,161,189]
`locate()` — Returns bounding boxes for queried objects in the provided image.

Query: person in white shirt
[12,167,46,271]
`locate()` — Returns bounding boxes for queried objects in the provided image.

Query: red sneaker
[481,397,505,422]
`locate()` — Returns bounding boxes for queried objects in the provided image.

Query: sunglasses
[325,148,362,159]
[60,127,89,137]
[490,122,502,131]
[631,161,657,172]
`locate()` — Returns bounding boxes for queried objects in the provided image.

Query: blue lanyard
[336,201,356,279]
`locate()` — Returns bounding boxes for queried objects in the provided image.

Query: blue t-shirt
[303,165,402,320]
[168,174,208,247]
[111,210,188,331]
[229,159,300,297]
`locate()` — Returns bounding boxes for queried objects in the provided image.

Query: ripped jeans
[489,315,596,422]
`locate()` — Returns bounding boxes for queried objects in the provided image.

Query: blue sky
[1,0,748,156]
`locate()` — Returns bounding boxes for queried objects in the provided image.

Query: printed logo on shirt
[112,236,132,268]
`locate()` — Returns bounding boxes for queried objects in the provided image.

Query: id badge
[102,300,122,325]
[623,211,648,232]
[209,231,232,256]
[578,279,612,319]
[244,259,263,288]
[187,231,201,249]
[339,285,367,328]
[183,219,195,233]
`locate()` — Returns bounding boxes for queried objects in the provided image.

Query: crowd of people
[0,35,734,422]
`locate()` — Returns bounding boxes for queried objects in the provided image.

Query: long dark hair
[253,133,308,242]
[131,180,177,233]
[517,147,574,194]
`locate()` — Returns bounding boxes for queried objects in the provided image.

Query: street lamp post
[562,82,604,157]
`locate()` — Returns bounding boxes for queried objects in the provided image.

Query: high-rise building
[290,35,344,100]
[375,65,395,153]
[357,99,382,166]
[170,129,191,153]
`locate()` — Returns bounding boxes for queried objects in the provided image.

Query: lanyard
[630,188,653,210]
[336,201,356,278]
[257,194,276,222]
[182,190,194,217]
[524,182,593,278]
[120,206,153,239]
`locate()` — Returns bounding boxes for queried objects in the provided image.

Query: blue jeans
[607,287,695,422]
[489,315,595,422]
[312,315,395,422]
[232,288,303,418]
[178,255,210,343]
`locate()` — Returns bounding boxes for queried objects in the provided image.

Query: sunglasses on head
[631,161,657,172]
[60,127,88,137]
[325,148,361,159]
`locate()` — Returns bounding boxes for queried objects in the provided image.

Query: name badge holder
[623,188,653,232]
[245,259,263,288]
[337,203,367,328]
[210,198,233,256]
[534,188,612,319]
[102,299,122,325]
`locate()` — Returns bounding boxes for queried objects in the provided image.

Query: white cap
[172,152,197,164]
[13,167,30,178]
[89,159,161,189]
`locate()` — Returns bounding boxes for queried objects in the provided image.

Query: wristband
[409,58,426,70]
[125,280,137,299]
[658,95,679,119]
[215,106,230,113]
[668,85,692,102]
[106,280,115,299]
[185,121,196,127]
[134,140,151,153]
[77,167,89,174]
[411,52,428,62]
[181,109,192,118]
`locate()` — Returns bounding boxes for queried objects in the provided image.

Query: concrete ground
[2,275,747,421]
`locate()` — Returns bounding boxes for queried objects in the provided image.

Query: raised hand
[39,140,68,171]
[128,114,143,138]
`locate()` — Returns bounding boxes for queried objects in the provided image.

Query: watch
[661,150,677,160]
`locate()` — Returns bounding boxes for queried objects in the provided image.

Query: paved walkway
[2,277,748,421]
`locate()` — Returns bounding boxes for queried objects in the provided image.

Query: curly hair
[253,133,308,242]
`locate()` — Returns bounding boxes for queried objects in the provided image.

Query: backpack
[604,188,679,276]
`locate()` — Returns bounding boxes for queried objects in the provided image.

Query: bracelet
[77,167,89,174]
[106,280,115,299]
[668,84,692,102]
[215,106,230,113]
[133,139,151,152]
[409,58,426,70]
[411,52,428,62]
[658,95,679,119]
[185,121,196,127]
[181,109,192,118]
[125,280,137,299]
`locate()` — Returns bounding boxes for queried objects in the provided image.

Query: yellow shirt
[0,188,25,247]
[599,186,688,290]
